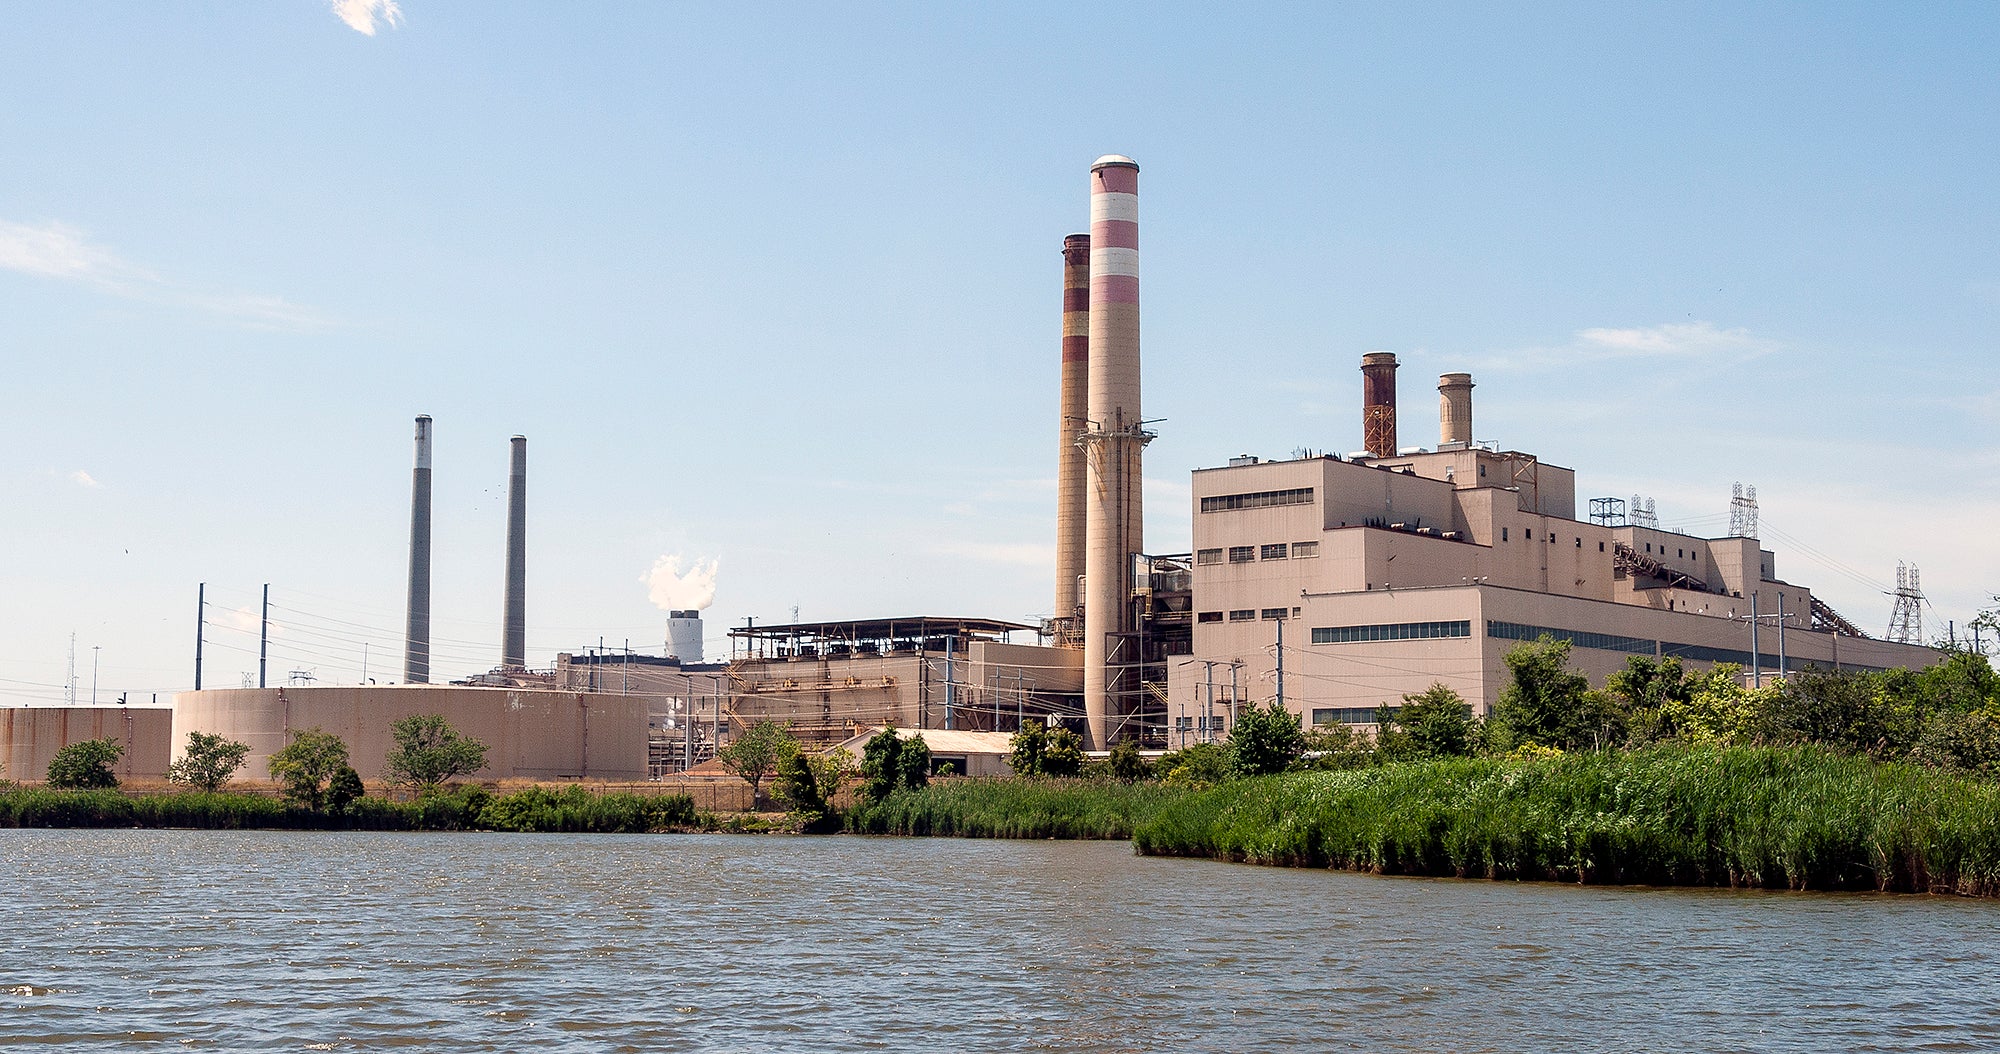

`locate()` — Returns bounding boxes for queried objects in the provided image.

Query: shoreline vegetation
[0,784,717,834]
[1130,745,2000,896]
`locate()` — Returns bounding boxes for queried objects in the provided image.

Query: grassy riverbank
[845,777,1192,839]
[1132,745,2000,895]
[0,784,703,834]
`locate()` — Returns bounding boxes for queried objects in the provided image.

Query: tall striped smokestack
[1054,233,1091,623]
[403,415,433,684]
[1361,352,1399,458]
[502,435,527,669]
[1083,154,1145,749]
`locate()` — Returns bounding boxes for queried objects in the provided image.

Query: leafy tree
[1154,741,1233,787]
[859,726,933,803]
[1608,656,1694,744]
[268,727,351,811]
[1487,636,1596,751]
[1106,739,1151,782]
[384,713,490,794]
[328,765,365,816]
[1301,722,1376,770]
[719,720,794,807]
[167,731,251,793]
[1227,699,1305,777]
[1652,665,1764,744]
[774,744,851,829]
[1006,719,1083,778]
[1374,683,1481,761]
[47,738,123,789]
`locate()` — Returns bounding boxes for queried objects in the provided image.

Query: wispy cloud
[0,219,330,331]
[1473,321,1781,373]
[67,470,101,489]
[331,0,403,36]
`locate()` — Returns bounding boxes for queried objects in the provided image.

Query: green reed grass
[0,785,700,834]
[844,777,1192,839]
[1132,744,2000,895]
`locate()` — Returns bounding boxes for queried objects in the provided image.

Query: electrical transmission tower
[1886,562,1924,644]
[1630,495,1658,529]
[1728,482,1759,538]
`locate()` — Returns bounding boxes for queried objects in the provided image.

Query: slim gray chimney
[404,415,433,684]
[502,435,527,669]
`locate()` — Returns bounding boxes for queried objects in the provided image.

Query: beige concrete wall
[1169,583,1943,729]
[171,685,648,782]
[730,642,1082,743]
[0,707,172,781]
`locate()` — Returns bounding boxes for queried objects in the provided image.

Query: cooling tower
[666,610,704,664]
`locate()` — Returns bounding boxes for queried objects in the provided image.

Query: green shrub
[845,777,1193,839]
[47,739,124,790]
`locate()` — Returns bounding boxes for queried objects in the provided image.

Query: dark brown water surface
[3,830,1998,1051]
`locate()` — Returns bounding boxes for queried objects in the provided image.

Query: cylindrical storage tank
[404,415,433,684]
[1054,233,1091,622]
[667,611,704,664]
[1438,372,1474,448]
[1360,353,1399,458]
[1083,154,1144,749]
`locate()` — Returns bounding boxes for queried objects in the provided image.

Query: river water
[3,831,1997,1051]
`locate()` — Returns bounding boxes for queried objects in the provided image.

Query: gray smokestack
[503,435,527,669]
[404,415,433,684]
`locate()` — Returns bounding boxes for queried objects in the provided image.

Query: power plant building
[1158,357,1941,742]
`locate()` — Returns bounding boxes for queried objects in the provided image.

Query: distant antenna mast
[1886,562,1924,644]
[1729,482,1760,538]
[66,632,77,706]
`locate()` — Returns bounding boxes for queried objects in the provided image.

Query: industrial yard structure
[0,152,1953,778]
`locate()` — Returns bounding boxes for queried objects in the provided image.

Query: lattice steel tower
[1887,562,1924,644]
[1728,482,1759,538]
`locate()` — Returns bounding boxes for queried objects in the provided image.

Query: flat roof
[728,616,1036,644]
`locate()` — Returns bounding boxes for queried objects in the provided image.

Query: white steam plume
[642,554,718,612]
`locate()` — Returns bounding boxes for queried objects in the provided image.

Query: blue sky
[3,2,1995,702]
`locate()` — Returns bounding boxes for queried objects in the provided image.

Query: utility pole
[67,633,76,706]
[258,583,270,689]
[1750,591,1761,689]
[195,582,205,691]
[91,645,100,706]
[1777,594,1787,679]
[1230,661,1240,730]
[1275,617,1285,712]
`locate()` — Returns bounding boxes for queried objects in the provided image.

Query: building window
[1599,541,1606,552]
[1292,541,1319,558]
[1261,608,1288,620]
[1228,546,1256,563]
[1228,609,1257,622]
[1311,621,1472,644]
[1200,487,1314,513]
[1261,543,1288,560]
[1197,611,1223,624]
[1502,527,1509,542]
[1196,548,1223,565]
[1313,706,1401,725]
[1575,537,1582,548]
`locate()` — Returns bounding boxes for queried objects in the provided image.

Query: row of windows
[1203,608,1300,623]
[1311,621,1472,644]
[1200,488,1314,513]
[1488,620,1887,672]
[1174,715,1228,732]
[1313,706,1402,725]
[1196,540,1320,565]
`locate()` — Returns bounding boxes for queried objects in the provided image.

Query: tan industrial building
[0,706,173,781]
[1160,358,1940,742]
[830,727,1018,778]
[170,685,649,783]
[726,617,1082,747]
